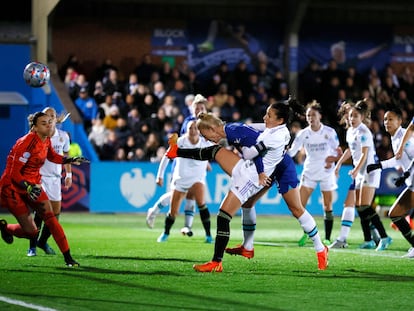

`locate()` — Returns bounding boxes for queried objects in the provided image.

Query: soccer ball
[23,61,50,88]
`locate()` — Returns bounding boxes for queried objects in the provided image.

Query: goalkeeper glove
[366,163,382,173]
[21,181,42,201]
[394,171,410,187]
[63,156,90,164]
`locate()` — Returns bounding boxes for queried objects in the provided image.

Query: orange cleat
[225,245,254,259]
[317,246,329,270]
[193,260,223,272]
[166,133,178,159]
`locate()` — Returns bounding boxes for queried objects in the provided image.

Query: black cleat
[0,219,13,244]
[65,258,80,267]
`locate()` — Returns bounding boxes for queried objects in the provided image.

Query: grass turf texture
[0,213,412,311]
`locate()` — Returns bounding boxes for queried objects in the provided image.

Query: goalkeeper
[0,111,89,266]
[367,105,414,258]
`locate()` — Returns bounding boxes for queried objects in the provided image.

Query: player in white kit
[288,101,342,246]
[367,105,414,257]
[334,99,391,251]
[156,120,213,243]
[27,107,72,257]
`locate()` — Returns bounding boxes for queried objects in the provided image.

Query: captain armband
[254,141,267,156]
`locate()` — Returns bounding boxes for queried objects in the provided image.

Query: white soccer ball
[23,61,50,88]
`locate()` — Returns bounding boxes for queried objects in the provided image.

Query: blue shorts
[349,179,356,191]
[270,153,299,194]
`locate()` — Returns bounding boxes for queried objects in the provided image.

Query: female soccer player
[334,99,391,251]
[166,100,328,272]
[0,111,87,266]
[27,107,72,257]
[367,105,414,257]
[329,101,357,249]
[155,120,213,243]
[287,101,342,246]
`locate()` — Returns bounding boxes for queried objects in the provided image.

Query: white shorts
[355,170,381,189]
[300,173,338,191]
[41,176,62,201]
[230,159,262,204]
[171,176,206,193]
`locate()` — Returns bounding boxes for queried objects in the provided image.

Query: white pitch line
[0,295,58,311]
[254,241,409,259]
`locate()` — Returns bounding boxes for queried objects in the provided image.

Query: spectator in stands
[103,105,120,131]
[93,80,107,110]
[113,117,132,147]
[88,118,108,157]
[74,87,99,134]
[103,69,124,98]
[135,53,158,85]
[69,74,89,102]
[153,81,167,103]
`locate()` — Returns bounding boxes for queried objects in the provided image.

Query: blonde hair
[42,107,71,124]
[196,112,224,131]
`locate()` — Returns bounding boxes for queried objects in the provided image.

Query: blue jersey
[224,123,264,174]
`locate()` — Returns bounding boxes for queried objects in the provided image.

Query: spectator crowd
[60,52,414,163]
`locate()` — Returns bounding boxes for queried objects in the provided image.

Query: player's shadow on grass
[85,254,194,262]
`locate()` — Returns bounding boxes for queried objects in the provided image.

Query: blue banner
[87,162,403,215]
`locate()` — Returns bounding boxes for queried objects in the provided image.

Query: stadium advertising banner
[298,24,392,74]
[88,162,403,215]
[186,20,284,81]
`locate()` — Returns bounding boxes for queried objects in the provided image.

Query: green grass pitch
[0,213,412,311]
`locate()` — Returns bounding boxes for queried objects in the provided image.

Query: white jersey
[288,124,339,180]
[346,122,378,170]
[157,135,213,191]
[381,126,414,187]
[40,128,70,177]
[256,124,291,176]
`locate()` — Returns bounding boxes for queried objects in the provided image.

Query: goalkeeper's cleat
[375,236,392,251]
[166,133,178,159]
[197,41,214,53]
[193,260,223,272]
[65,258,80,267]
[37,242,56,255]
[146,207,159,229]
[298,233,308,247]
[225,245,254,259]
[359,240,376,249]
[27,248,37,257]
[329,239,348,249]
[317,246,329,270]
[402,247,414,258]
[157,233,169,243]
[0,219,13,244]
[180,226,193,237]
[205,235,214,244]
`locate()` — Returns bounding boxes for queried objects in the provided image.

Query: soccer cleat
[166,133,178,159]
[390,222,399,231]
[157,233,169,243]
[27,248,37,257]
[0,219,13,244]
[323,239,331,246]
[317,246,329,270]
[65,258,80,267]
[146,207,159,229]
[329,239,348,249]
[205,235,214,244]
[197,41,214,53]
[402,247,414,258]
[370,227,381,245]
[37,242,56,255]
[225,245,254,259]
[375,236,393,251]
[180,227,193,237]
[193,260,223,272]
[298,233,308,247]
[359,240,376,249]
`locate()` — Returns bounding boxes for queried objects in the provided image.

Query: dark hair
[269,97,304,125]
[384,102,403,119]
[27,111,47,129]
[337,101,355,128]
[354,98,371,126]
